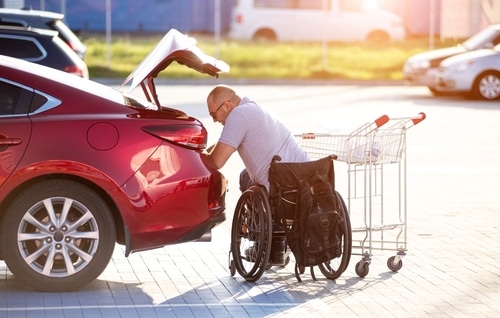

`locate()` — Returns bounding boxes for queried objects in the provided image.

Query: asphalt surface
[1,83,499,317]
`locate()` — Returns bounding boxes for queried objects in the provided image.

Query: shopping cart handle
[375,115,390,127]
[412,112,426,125]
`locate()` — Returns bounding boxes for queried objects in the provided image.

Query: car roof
[0,55,120,103]
[0,7,87,59]
[0,8,63,22]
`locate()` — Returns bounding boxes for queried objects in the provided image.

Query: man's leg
[239,169,253,192]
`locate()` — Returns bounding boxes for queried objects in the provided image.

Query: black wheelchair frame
[228,155,352,282]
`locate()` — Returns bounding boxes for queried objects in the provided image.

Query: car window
[0,35,46,61]
[0,81,20,115]
[463,28,500,50]
[0,80,34,115]
[0,18,28,27]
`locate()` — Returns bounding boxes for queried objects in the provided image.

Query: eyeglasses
[209,100,228,119]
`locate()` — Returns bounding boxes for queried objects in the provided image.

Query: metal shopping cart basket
[295,113,426,277]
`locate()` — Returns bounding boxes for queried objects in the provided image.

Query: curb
[93,78,406,87]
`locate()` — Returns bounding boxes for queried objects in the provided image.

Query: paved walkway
[1,85,499,317]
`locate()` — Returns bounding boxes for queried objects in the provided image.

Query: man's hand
[202,142,236,169]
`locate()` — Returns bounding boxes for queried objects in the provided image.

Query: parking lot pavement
[1,85,500,317]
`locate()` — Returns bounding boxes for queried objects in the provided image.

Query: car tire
[2,179,115,292]
[366,30,390,44]
[253,28,277,42]
[472,71,500,100]
[428,86,447,96]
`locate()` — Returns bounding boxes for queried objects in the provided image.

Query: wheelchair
[228,155,352,282]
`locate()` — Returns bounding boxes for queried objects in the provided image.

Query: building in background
[2,0,499,39]
[439,0,500,39]
[383,0,500,38]
[18,0,235,34]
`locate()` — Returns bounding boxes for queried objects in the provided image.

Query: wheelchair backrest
[268,155,335,220]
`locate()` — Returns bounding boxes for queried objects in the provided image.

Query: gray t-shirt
[219,97,309,190]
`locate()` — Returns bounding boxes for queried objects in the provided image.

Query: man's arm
[202,142,236,169]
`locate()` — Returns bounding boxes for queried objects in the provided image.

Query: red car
[0,29,228,292]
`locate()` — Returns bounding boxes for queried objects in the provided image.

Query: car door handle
[0,138,22,146]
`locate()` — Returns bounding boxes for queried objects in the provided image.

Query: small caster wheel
[230,260,236,276]
[387,256,403,272]
[355,261,369,277]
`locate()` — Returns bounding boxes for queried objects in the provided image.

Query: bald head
[207,85,238,106]
[206,85,241,123]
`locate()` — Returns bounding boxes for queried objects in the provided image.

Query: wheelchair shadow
[0,258,397,317]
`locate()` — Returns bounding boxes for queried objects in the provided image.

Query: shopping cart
[295,113,426,277]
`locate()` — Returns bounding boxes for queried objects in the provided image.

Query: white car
[227,0,405,43]
[434,44,500,100]
[403,24,500,95]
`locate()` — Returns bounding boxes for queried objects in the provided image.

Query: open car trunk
[121,29,229,108]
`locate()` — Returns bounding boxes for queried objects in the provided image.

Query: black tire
[366,30,390,44]
[355,261,369,277]
[317,191,352,280]
[229,260,236,277]
[253,28,277,42]
[2,179,115,292]
[387,256,403,272]
[428,86,446,96]
[472,71,500,100]
[230,185,272,282]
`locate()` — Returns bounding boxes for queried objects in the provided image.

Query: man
[202,84,309,192]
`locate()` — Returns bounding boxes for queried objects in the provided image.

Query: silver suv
[0,7,86,59]
[0,26,89,78]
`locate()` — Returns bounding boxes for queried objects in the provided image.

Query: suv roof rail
[0,24,58,36]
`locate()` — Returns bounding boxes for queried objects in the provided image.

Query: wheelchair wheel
[230,185,273,282]
[318,191,352,280]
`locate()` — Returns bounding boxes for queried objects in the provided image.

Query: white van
[228,0,406,43]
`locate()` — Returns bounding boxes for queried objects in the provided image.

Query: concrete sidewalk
[1,84,499,317]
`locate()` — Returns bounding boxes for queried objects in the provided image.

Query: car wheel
[472,71,500,100]
[253,28,277,42]
[2,179,115,292]
[366,30,390,44]
[428,86,446,96]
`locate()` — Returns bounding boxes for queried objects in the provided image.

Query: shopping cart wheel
[387,256,403,272]
[355,261,369,277]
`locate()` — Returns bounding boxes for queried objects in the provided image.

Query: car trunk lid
[121,29,229,108]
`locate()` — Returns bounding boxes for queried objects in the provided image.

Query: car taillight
[143,125,207,149]
[64,65,89,79]
[236,13,243,23]
[67,41,79,50]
